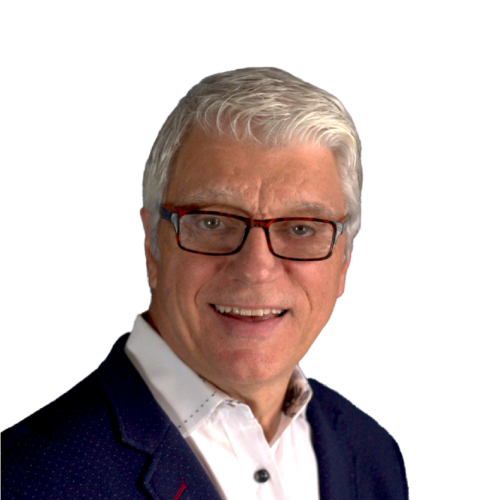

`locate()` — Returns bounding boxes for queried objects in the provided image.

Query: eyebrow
[280,201,343,220]
[175,189,343,220]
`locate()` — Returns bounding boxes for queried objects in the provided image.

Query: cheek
[294,260,342,319]
[162,253,223,310]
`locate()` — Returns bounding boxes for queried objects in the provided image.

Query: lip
[209,303,288,337]
[212,304,287,316]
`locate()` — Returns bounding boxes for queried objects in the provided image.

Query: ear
[336,252,352,298]
[140,207,158,290]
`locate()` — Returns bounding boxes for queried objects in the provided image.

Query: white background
[1,1,499,498]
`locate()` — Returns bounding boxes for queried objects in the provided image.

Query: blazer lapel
[98,335,222,500]
[142,424,222,500]
[307,383,357,500]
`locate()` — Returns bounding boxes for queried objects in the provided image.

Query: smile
[212,304,287,318]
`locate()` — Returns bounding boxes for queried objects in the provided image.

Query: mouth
[210,304,288,322]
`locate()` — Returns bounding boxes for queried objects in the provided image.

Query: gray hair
[143,67,362,260]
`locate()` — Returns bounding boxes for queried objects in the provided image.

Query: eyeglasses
[159,205,347,261]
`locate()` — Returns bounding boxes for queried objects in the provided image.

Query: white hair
[143,67,362,260]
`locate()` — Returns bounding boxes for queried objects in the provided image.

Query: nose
[227,227,280,285]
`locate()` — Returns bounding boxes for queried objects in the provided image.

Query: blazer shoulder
[2,334,133,449]
[2,369,104,448]
[307,378,409,500]
[1,368,114,468]
[308,378,396,440]
[1,335,154,498]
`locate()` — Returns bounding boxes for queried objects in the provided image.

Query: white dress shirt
[124,315,320,500]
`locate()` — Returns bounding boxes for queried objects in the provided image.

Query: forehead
[167,127,345,219]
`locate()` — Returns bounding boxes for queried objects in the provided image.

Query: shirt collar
[284,366,313,418]
[125,315,226,437]
[125,314,313,438]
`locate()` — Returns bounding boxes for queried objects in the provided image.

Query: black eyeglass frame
[159,205,347,262]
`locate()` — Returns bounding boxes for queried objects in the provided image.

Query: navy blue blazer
[2,335,408,499]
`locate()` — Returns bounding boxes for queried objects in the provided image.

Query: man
[2,68,408,499]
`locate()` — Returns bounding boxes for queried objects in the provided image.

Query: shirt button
[254,469,270,483]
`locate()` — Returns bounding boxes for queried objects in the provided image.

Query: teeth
[214,305,284,316]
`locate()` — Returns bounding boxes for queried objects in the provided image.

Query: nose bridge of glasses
[248,218,274,230]
[239,221,273,254]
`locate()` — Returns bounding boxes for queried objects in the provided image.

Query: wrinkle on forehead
[168,126,345,220]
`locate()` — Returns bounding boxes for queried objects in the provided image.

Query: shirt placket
[219,402,287,500]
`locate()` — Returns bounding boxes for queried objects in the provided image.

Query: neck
[216,376,291,443]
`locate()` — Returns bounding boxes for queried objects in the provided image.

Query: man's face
[143,127,350,395]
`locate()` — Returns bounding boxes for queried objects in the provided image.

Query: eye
[289,224,315,237]
[197,216,224,230]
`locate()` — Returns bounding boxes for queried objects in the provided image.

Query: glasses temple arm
[159,206,180,233]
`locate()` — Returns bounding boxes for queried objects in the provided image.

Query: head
[141,68,363,397]
[143,67,362,262]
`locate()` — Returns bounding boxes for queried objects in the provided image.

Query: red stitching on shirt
[172,478,187,500]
